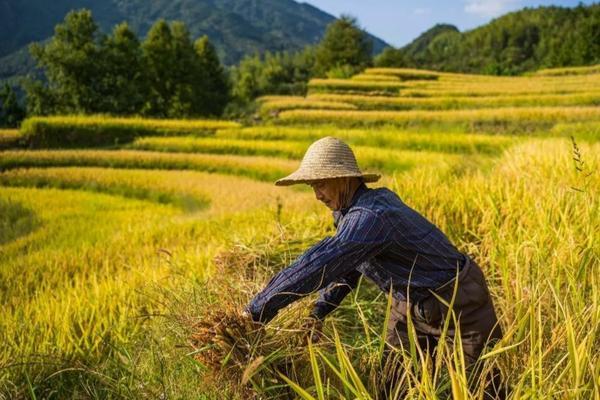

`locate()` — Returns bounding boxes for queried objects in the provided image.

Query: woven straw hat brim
[275,135,381,186]
[275,171,380,186]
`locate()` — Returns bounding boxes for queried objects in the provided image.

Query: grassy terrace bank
[278,106,600,128]
[20,116,240,147]
[0,150,297,182]
[0,167,211,212]
[306,91,600,110]
[0,147,462,178]
[130,132,518,156]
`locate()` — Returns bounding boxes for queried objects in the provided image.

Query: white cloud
[413,7,431,15]
[464,0,520,17]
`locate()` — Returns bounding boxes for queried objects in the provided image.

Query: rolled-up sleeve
[246,208,390,324]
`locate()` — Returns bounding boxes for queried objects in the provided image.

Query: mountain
[0,0,388,83]
[400,24,459,61]
[376,4,599,75]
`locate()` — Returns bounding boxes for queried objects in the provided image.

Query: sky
[302,0,598,47]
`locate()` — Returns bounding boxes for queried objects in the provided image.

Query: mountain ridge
[0,0,388,69]
[382,4,600,74]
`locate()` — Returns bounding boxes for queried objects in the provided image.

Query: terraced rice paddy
[278,106,600,127]
[1,65,599,399]
[307,92,600,110]
[0,129,22,149]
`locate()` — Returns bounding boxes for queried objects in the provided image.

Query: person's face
[309,179,340,210]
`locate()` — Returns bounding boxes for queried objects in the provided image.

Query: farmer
[243,136,505,399]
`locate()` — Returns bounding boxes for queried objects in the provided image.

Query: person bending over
[243,136,506,399]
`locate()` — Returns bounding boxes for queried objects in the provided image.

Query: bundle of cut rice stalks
[188,303,317,395]
[186,244,322,396]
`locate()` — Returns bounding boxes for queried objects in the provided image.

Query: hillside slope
[0,0,388,79]
[377,4,599,75]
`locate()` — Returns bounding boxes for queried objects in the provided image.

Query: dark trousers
[381,257,506,400]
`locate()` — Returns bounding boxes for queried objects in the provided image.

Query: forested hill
[377,4,600,75]
[0,0,388,66]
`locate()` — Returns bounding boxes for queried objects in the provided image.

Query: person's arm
[246,208,389,324]
[309,269,362,321]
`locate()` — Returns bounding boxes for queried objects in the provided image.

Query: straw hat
[275,136,381,186]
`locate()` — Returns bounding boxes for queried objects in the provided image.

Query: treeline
[23,10,229,120]
[0,84,25,127]
[231,15,372,103]
[0,11,373,127]
[375,4,600,75]
[5,4,597,128]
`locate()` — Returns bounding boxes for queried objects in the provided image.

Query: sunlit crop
[1,65,599,399]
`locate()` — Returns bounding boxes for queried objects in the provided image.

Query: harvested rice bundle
[185,241,325,394]
[187,295,316,394]
[189,308,261,371]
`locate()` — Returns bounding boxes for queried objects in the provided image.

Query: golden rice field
[304,92,600,110]
[22,115,240,135]
[1,65,599,399]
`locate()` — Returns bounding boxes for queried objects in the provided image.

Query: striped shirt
[247,183,467,324]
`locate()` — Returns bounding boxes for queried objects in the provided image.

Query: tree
[27,9,102,114]
[99,22,147,115]
[232,54,262,103]
[314,16,373,76]
[374,47,408,68]
[141,21,230,118]
[0,84,25,127]
[25,11,231,118]
[168,21,202,117]
[141,20,175,117]
[231,46,316,103]
[384,4,599,75]
[23,80,58,116]
[194,35,230,116]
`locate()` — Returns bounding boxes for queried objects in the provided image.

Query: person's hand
[241,309,264,332]
[301,316,324,344]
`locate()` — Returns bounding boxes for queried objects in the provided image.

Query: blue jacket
[247,183,467,324]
